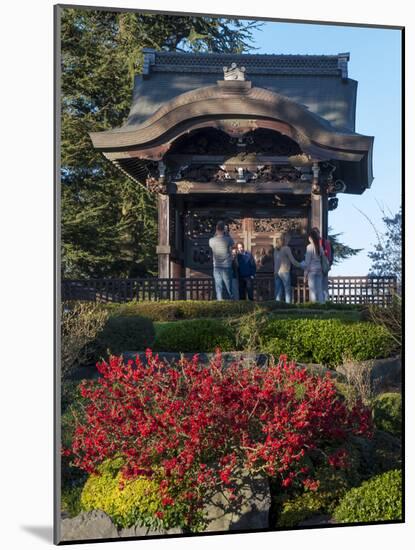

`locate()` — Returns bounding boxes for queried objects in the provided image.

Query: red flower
[66,350,372,527]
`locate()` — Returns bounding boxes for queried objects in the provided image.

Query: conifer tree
[60,8,260,278]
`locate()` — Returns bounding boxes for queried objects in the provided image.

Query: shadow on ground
[21,525,53,543]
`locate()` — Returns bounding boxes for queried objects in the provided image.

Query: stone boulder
[336,356,401,392]
[351,430,402,478]
[60,510,183,542]
[60,510,118,542]
[202,472,271,532]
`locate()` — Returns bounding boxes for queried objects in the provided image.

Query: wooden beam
[168,181,312,194]
[156,194,171,278]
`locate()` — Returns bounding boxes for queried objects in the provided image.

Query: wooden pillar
[311,194,323,234]
[156,193,171,278]
[321,193,329,240]
[310,162,329,239]
[170,197,184,278]
[311,162,323,235]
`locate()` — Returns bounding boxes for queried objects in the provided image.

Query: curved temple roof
[89,50,374,194]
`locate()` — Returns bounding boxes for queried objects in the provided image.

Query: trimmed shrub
[107,300,363,322]
[108,300,255,321]
[333,470,402,523]
[373,393,402,437]
[93,315,155,356]
[153,319,235,352]
[262,319,394,367]
[80,459,166,529]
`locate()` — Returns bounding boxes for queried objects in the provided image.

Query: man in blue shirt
[236,242,257,300]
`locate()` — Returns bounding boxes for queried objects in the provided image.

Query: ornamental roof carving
[89,50,373,194]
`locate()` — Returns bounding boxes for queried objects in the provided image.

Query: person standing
[209,220,234,300]
[230,245,240,300]
[312,226,333,302]
[274,233,302,303]
[236,242,256,300]
[304,229,325,303]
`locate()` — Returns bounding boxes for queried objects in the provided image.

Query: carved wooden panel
[182,208,308,275]
[253,217,303,234]
[184,209,244,272]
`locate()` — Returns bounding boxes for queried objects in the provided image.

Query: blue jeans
[322,273,329,302]
[308,272,324,303]
[275,272,292,303]
[213,267,233,300]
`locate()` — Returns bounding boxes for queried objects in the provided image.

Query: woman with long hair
[304,228,325,303]
[273,233,302,303]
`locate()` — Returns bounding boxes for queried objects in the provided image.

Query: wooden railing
[62,275,397,306]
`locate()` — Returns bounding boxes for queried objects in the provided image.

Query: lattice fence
[62,276,397,306]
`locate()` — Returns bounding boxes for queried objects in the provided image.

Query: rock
[123,351,269,369]
[351,430,402,477]
[336,356,401,392]
[297,362,341,379]
[202,472,271,532]
[60,510,183,542]
[60,510,118,542]
[371,430,402,474]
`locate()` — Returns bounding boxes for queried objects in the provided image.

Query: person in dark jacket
[236,242,256,300]
[230,245,240,300]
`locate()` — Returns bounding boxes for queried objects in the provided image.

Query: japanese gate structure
[90,50,374,285]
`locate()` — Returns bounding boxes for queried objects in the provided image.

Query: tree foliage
[60,8,260,278]
[328,228,362,266]
[368,207,402,281]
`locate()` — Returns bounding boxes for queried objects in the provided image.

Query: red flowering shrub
[65,350,372,529]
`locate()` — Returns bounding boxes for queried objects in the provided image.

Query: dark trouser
[239,276,254,300]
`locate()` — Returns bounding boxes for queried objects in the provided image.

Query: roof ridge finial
[223,62,246,81]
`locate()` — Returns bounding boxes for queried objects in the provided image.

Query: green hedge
[93,316,155,357]
[153,319,235,352]
[333,470,402,523]
[107,300,363,322]
[373,393,402,437]
[262,319,394,367]
[108,300,254,321]
[67,306,394,362]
